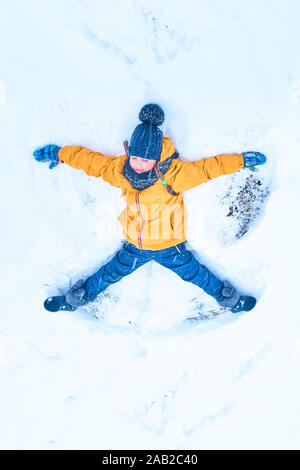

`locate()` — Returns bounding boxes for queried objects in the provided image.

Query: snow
[1,0,300,450]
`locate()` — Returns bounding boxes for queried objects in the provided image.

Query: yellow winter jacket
[58,137,244,250]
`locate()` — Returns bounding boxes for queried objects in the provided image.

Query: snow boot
[216,280,257,314]
[44,279,97,313]
[229,295,257,313]
[44,295,77,312]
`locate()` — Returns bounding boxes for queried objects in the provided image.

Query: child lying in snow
[34,104,266,314]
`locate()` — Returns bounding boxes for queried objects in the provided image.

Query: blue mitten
[242,151,267,172]
[33,144,62,169]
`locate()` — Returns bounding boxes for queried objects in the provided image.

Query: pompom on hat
[128,103,165,161]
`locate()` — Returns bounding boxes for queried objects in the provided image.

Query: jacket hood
[159,137,176,163]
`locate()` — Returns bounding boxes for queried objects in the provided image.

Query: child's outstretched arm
[168,151,266,192]
[33,144,124,187]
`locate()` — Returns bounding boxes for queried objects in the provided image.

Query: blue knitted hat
[128,103,165,161]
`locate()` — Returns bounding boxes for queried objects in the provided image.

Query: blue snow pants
[84,241,223,301]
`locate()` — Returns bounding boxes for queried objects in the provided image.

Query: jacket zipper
[135,191,145,249]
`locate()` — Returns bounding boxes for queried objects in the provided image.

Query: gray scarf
[122,152,178,190]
